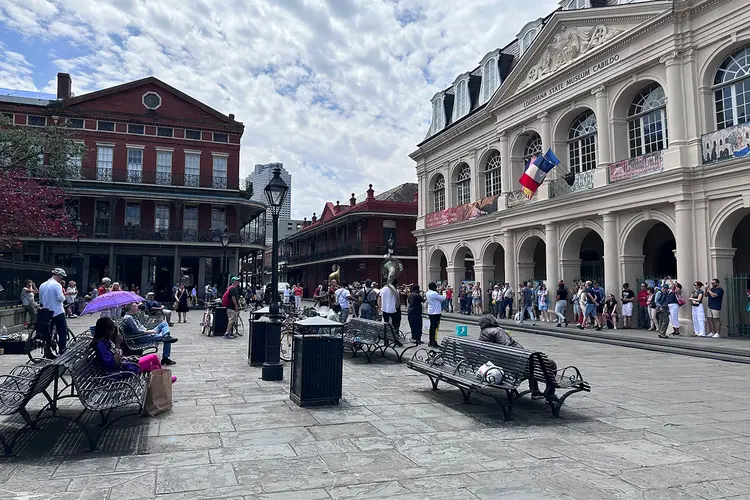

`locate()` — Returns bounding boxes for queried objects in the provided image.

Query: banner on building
[425,194,499,229]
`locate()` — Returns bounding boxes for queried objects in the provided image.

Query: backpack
[649,293,657,309]
[221,288,231,307]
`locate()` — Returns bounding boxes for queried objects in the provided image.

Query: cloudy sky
[0,0,558,219]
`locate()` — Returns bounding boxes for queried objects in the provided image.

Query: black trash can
[213,307,228,337]
[248,315,270,366]
[289,317,344,407]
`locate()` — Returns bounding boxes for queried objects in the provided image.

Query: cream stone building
[411,0,750,335]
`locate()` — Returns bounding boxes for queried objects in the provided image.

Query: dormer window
[431,95,445,134]
[521,30,538,55]
[481,59,499,104]
[517,18,544,57]
[452,79,469,121]
[563,0,589,10]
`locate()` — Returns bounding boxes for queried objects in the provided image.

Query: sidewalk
[437,311,750,363]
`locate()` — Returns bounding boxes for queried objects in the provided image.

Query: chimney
[57,73,72,100]
[229,113,235,121]
[335,201,341,212]
[349,193,356,207]
[303,217,307,226]
[366,184,375,201]
[311,212,317,223]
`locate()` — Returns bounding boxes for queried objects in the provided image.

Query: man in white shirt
[377,279,399,326]
[38,268,69,356]
[335,280,353,323]
[425,282,443,348]
[491,285,503,318]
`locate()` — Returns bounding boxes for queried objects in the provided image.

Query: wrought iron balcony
[607,150,664,183]
[155,171,172,185]
[127,169,142,183]
[507,189,536,208]
[286,243,418,265]
[73,167,240,189]
[212,176,227,189]
[96,167,112,181]
[76,224,264,244]
[549,169,595,198]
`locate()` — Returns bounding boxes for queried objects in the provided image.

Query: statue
[387,235,395,255]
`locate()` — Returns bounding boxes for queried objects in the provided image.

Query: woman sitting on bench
[90,317,176,383]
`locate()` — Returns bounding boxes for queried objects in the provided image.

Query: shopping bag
[144,369,173,417]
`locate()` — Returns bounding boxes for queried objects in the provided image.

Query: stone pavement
[0,313,749,499]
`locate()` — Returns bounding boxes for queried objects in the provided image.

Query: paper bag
[144,369,173,417]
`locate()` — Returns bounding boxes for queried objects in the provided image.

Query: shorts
[708,308,721,319]
[596,303,604,314]
[227,309,237,321]
[621,302,633,316]
[472,298,481,304]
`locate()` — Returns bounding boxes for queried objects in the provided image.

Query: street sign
[455,325,468,336]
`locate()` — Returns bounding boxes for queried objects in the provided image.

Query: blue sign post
[455,325,468,337]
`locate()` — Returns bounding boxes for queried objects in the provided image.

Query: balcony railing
[607,150,664,183]
[549,169,595,198]
[507,189,536,208]
[76,224,264,244]
[72,167,240,189]
[287,243,418,265]
[701,122,750,165]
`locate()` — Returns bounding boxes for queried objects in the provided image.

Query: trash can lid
[294,317,342,327]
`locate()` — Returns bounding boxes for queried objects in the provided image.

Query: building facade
[412,0,750,335]
[249,162,293,245]
[2,73,266,300]
[286,184,418,295]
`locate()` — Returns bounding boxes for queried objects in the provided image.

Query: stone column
[592,86,611,167]
[499,131,511,194]
[503,231,516,286]
[544,223,559,287]
[602,213,619,296]
[446,266,464,309]
[108,244,114,277]
[82,255,91,288]
[198,257,206,294]
[474,265,495,313]
[444,164,455,208]
[674,200,695,333]
[711,247,736,336]
[661,51,686,146]
[173,247,180,287]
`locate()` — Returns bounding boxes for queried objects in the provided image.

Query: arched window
[565,0,588,10]
[568,111,598,173]
[485,151,502,197]
[628,83,668,158]
[714,46,750,130]
[432,174,445,212]
[456,165,471,205]
[432,98,445,133]
[521,29,538,55]
[482,59,498,103]
[454,81,469,119]
[523,133,542,168]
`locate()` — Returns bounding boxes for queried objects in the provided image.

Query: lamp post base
[261,361,284,381]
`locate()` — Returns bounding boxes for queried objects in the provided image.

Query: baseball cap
[230,276,240,283]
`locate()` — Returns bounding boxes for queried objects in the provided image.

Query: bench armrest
[0,374,36,392]
[9,365,43,378]
[555,365,584,383]
[453,359,476,377]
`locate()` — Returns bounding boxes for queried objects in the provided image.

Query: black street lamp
[220,226,230,290]
[73,218,83,256]
[262,167,288,381]
[72,217,84,314]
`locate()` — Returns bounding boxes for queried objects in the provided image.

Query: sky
[0,0,559,219]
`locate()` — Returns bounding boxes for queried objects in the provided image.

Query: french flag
[519,148,560,198]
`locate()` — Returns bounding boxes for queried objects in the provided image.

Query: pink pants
[137,353,161,372]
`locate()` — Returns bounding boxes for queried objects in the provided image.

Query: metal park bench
[407,337,590,419]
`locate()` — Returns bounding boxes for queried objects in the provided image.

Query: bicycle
[280,315,297,362]
[201,301,220,336]
[25,314,77,363]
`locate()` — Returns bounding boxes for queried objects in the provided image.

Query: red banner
[426,195,499,229]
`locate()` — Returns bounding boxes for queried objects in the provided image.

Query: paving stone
[291,438,359,455]
[617,461,746,490]
[220,427,315,447]
[54,456,119,478]
[369,418,438,435]
[229,410,318,431]
[234,456,356,492]
[307,422,383,441]
[139,432,222,453]
[157,416,235,436]
[116,450,210,471]
[155,463,238,494]
[208,443,297,462]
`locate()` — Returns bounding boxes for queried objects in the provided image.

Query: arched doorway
[518,233,546,284]
[622,218,676,287]
[714,208,750,336]
[561,226,604,287]
[481,242,506,286]
[428,248,448,285]
[454,246,475,282]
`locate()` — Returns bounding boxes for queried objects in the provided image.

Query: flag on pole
[519,148,561,198]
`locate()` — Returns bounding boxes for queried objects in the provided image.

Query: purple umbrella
[81,290,145,316]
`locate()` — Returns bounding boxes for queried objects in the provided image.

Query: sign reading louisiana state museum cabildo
[425,195,500,229]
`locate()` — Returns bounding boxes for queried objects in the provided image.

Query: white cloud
[0,0,559,218]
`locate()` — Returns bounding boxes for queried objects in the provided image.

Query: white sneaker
[696,332,707,337]
[711,333,720,338]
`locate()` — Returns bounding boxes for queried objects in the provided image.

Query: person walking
[222,277,241,339]
[358,280,377,320]
[518,282,536,326]
[175,283,189,323]
[21,279,39,325]
[706,278,724,338]
[554,280,568,327]
[637,283,650,329]
[620,283,635,329]
[646,286,658,331]
[204,284,212,304]
[283,285,291,306]
[38,268,69,357]
[690,282,707,337]
[571,284,581,324]
[502,283,514,319]
[335,281,352,323]
[654,283,670,338]
[425,282,443,348]
[445,285,454,313]
[293,283,303,310]
[407,284,424,344]
[667,282,684,336]
[377,278,400,328]
[537,284,550,322]
[191,286,198,306]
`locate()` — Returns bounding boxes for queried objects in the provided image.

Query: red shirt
[445,289,453,299]
[293,287,303,297]
[637,289,649,307]
[98,286,107,296]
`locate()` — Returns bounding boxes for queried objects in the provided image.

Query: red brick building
[1,73,266,300]
[285,183,418,295]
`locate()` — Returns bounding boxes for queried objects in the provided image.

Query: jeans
[52,313,68,354]
[638,305,650,329]
[295,296,302,309]
[656,310,670,335]
[520,305,536,323]
[554,300,567,324]
[446,299,453,312]
[340,308,349,324]
[360,304,373,320]
[493,301,502,317]
[149,322,172,358]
